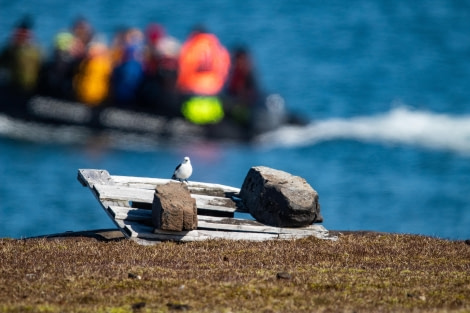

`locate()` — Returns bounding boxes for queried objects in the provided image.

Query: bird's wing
[171,163,182,179]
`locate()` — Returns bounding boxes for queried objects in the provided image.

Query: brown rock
[240,166,322,227]
[152,182,198,231]
[276,271,292,280]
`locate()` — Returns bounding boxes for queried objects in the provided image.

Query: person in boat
[72,37,113,106]
[224,46,261,126]
[177,25,230,125]
[37,31,76,99]
[36,17,95,101]
[224,46,295,134]
[0,15,42,95]
[109,27,144,107]
[142,23,166,76]
[69,17,94,62]
[139,23,181,116]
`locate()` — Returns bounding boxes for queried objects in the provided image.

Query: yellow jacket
[73,52,112,106]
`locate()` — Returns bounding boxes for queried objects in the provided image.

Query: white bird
[171,156,192,183]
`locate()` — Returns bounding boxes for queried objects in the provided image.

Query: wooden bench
[78,169,337,245]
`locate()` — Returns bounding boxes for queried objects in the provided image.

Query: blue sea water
[1,0,470,240]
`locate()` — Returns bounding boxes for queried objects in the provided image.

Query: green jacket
[0,42,41,92]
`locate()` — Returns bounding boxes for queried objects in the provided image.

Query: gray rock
[152,182,198,231]
[239,166,322,227]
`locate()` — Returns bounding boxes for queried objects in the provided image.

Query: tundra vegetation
[1,232,469,313]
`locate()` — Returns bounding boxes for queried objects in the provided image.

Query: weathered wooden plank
[94,184,153,203]
[117,213,329,241]
[200,216,331,238]
[192,194,238,213]
[196,229,287,241]
[77,170,132,237]
[111,175,240,194]
[197,220,282,234]
[108,206,151,221]
[112,219,132,238]
[187,183,240,197]
[93,184,238,214]
[197,216,327,236]
[110,176,171,190]
[107,206,333,239]
[110,206,277,233]
[78,169,114,187]
[125,222,208,241]
[146,221,283,241]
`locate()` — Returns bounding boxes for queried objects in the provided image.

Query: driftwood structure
[78,169,337,245]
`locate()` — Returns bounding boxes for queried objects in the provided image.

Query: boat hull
[0,89,268,143]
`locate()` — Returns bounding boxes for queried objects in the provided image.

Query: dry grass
[0,232,469,313]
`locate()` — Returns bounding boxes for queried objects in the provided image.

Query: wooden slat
[110,176,171,189]
[124,222,207,241]
[108,206,331,240]
[80,169,240,194]
[109,206,151,221]
[111,175,240,193]
[94,184,238,214]
[192,194,237,213]
[78,170,132,237]
[94,184,153,203]
[78,169,114,187]
[113,219,132,238]
[196,229,296,241]
[197,215,329,236]
[126,221,283,241]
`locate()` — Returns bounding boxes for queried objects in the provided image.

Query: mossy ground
[1,232,469,313]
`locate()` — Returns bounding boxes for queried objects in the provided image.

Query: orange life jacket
[177,33,230,96]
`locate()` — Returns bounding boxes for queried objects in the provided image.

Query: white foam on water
[256,106,470,155]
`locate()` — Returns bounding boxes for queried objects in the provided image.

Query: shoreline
[16,228,470,244]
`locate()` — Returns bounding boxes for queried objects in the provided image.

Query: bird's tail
[171,174,176,180]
